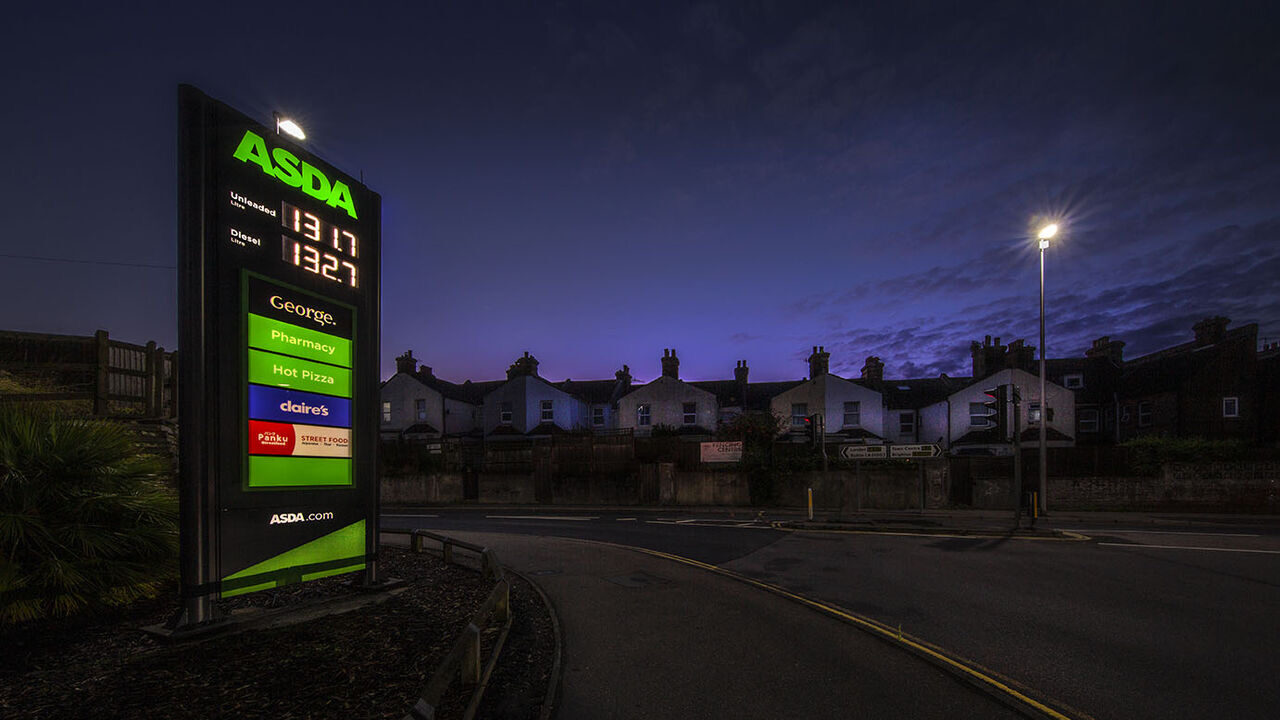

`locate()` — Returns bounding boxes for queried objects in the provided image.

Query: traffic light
[803,412,824,445]
[981,385,1008,440]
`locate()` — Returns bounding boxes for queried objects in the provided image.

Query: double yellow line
[577,538,1092,720]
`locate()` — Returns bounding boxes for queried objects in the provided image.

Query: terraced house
[380,315,1277,449]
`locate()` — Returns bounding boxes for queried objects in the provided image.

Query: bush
[1121,435,1250,475]
[379,439,445,477]
[0,406,177,623]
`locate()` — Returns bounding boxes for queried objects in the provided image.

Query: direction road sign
[889,443,943,458]
[840,445,886,460]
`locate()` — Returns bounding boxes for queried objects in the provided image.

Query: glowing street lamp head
[274,113,306,140]
[1037,222,1058,249]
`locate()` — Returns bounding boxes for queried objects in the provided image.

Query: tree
[0,406,177,623]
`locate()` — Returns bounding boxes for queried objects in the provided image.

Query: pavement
[385,503,1280,537]
[401,530,1026,720]
[383,507,1280,720]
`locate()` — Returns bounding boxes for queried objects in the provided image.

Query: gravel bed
[0,548,495,719]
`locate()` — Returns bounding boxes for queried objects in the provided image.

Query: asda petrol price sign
[178,86,380,601]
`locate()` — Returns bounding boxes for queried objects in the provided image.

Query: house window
[843,401,860,427]
[415,398,427,421]
[791,403,808,428]
[637,404,651,426]
[1138,402,1152,427]
[1029,404,1055,423]
[500,401,513,424]
[969,402,990,427]
[1063,374,1084,389]
[592,407,605,426]
[381,401,392,424]
[899,411,915,435]
[541,399,554,422]
[1079,408,1099,433]
[1223,397,1239,418]
[683,402,697,425]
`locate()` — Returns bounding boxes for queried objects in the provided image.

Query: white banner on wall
[700,441,744,463]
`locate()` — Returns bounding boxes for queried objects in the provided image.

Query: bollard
[495,580,510,622]
[442,541,453,565]
[807,487,814,521]
[460,624,481,686]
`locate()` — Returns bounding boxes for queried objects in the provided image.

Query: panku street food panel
[178,86,380,601]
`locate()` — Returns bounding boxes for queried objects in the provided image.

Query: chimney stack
[860,356,884,382]
[610,364,632,403]
[395,350,417,375]
[1193,316,1230,346]
[661,348,680,380]
[1005,339,1036,372]
[734,360,749,384]
[1086,336,1126,365]
[807,345,830,379]
[971,335,1007,379]
[506,351,540,380]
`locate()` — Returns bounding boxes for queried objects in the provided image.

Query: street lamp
[274,112,306,140]
[1036,222,1057,514]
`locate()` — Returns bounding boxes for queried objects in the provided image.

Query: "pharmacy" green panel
[248,313,351,367]
[248,455,352,487]
[248,348,351,397]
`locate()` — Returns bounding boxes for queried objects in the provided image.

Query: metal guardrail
[382,528,511,720]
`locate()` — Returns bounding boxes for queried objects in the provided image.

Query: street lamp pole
[1037,223,1057,515]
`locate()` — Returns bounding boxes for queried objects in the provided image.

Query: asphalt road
[383,509,1280,720]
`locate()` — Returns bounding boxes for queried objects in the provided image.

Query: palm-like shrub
[0,406,177,623]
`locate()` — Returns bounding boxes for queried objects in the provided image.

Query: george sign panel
[178,85,380,603]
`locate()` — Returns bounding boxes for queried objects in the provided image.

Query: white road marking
[645,520,679,525]
[1098,542,1280,555]
[1058,528,1260,537]
[382,513,439,518]
[616,517,637,521]
[486,515,599,521]
[675,518,708,524]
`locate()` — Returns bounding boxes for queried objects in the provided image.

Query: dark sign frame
[176,85,380,625]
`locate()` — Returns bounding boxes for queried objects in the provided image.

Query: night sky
[2,1,1277,384]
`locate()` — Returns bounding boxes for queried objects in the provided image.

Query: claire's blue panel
[248,384,351,427]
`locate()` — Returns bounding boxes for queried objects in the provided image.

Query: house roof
[1045,357,1121,403]
[689,380,744,407]
[387,369,503,405]
[555,379,621,404]
[742,380,807,411]
[829,427,884,441]
[526,422,569,436]
[402,422,439,435]
[877,377,970,409]
[1117,325,1257,398]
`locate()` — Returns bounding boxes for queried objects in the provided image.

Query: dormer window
[1063,374,1084,389]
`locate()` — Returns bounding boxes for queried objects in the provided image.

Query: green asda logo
[232,130,358,220]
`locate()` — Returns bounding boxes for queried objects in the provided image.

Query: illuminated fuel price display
[178,85,381,610]
[281,201,359,287]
